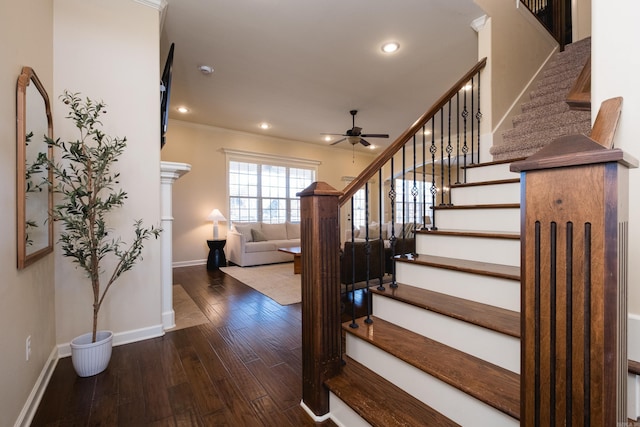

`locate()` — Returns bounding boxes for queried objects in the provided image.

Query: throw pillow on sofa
[234,222,259,242]
[251,228,269,242]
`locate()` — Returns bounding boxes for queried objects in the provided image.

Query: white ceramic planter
[70,330,113,377]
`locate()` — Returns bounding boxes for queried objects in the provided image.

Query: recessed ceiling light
[368,145,376,150]
[259,122,271,130]
[423,129,432,136]
[381,42,400,53]
[198,65,214,75]
[177,106,189,113]
[323,136,332,142]
[463,83,472,91]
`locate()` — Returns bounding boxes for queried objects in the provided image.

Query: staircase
[326,160,523,426]
[490,37,591,161]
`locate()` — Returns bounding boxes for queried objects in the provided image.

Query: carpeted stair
[490,37,591,160]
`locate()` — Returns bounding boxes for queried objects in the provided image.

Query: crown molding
[470,14,488,32]
[133,0,166,11]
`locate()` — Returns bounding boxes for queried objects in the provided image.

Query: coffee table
[278,246,302,274]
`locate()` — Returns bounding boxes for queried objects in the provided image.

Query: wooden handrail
[566,55,591,111]
[339,57,487,206]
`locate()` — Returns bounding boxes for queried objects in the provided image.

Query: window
[394,178,432,224]
[351,188,367,228]
[227,152,317,223]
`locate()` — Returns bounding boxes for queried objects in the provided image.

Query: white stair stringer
[451,180,520,205]
[346,334,519,427]
[395,261,520,312]
[416,232,520,266]
[434,206,520,233]
[373,295,520,373]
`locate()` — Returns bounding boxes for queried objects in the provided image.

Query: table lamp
[207,209,226,240]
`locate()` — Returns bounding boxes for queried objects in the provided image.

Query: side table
[206,239,226,270]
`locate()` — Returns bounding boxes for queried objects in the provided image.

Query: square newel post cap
[510,134,638,173]
[297,181,342,198]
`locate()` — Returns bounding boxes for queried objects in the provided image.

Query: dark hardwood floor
[31,265,359,426]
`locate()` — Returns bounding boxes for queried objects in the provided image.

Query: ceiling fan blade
[359,138,371,146]
[360,133,389,138]
[330,138,346,145]
[321,132,346,136]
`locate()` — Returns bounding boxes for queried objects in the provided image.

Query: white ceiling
[160,0,485,152]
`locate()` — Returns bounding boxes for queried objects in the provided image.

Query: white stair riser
[451,182,520,205]
[373,296,520,373]
[435,208,520,232]
[464,163,516,183]
[396,261,520,311]
[346,335,519,427]
[329,393,372,427]
[416,233,520,266]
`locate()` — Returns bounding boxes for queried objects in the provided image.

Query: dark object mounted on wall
[160,43,174,149]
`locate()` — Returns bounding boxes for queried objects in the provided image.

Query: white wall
[0,1,56,425]
[591,0,640,350]
[53,0,163,346]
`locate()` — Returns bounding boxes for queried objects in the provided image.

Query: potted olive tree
[46,91,161,377]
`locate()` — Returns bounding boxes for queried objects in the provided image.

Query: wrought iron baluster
[447,99,453,206]
[462,83,469,179]
[402,145,406,238]
[439,107,445,206]
[422,125,428,230]
[349,197,358,329]
[430,118,438,230]
[377,169,385,291]
[476,71,482,165]
[364,182,373,325]
[471,76,475,164]
[388,157,397,288]
[456,91,461,185]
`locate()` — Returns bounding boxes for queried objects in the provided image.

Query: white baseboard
[14,347,59,427]
[300,400,331,422]
[630,313,640,361]
[173,259,206,268]
[57,323,165,358]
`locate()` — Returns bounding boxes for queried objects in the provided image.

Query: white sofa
[227,222,301,267]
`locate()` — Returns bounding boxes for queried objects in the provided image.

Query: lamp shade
[207,209,226,222]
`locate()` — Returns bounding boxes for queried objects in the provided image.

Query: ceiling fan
[323,110,389,147]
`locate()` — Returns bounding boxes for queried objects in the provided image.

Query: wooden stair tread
[451,178,520,188]
[434,203,520,210]
[416,229,520,240]
[396,254,520,281]
[630,359,640,375]
[344,316,520,419]
[325,356,460,427]
[372,284,520,338]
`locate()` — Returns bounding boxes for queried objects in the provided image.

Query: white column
[160,161,191,330]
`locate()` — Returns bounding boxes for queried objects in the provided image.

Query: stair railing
[299,58,487,419]
[519,0,570,50]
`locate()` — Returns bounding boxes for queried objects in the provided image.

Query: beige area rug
[220,263,301,305]
[171,284,209,331]
[220,263,394,305]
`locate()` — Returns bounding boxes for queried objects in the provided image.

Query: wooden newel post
[298,182,342,419]
[511,135,638,426]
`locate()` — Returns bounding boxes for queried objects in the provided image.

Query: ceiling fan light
[347,135,360,145]
[381,42,400,53]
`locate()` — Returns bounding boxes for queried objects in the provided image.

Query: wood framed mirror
[17,66,53,269]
